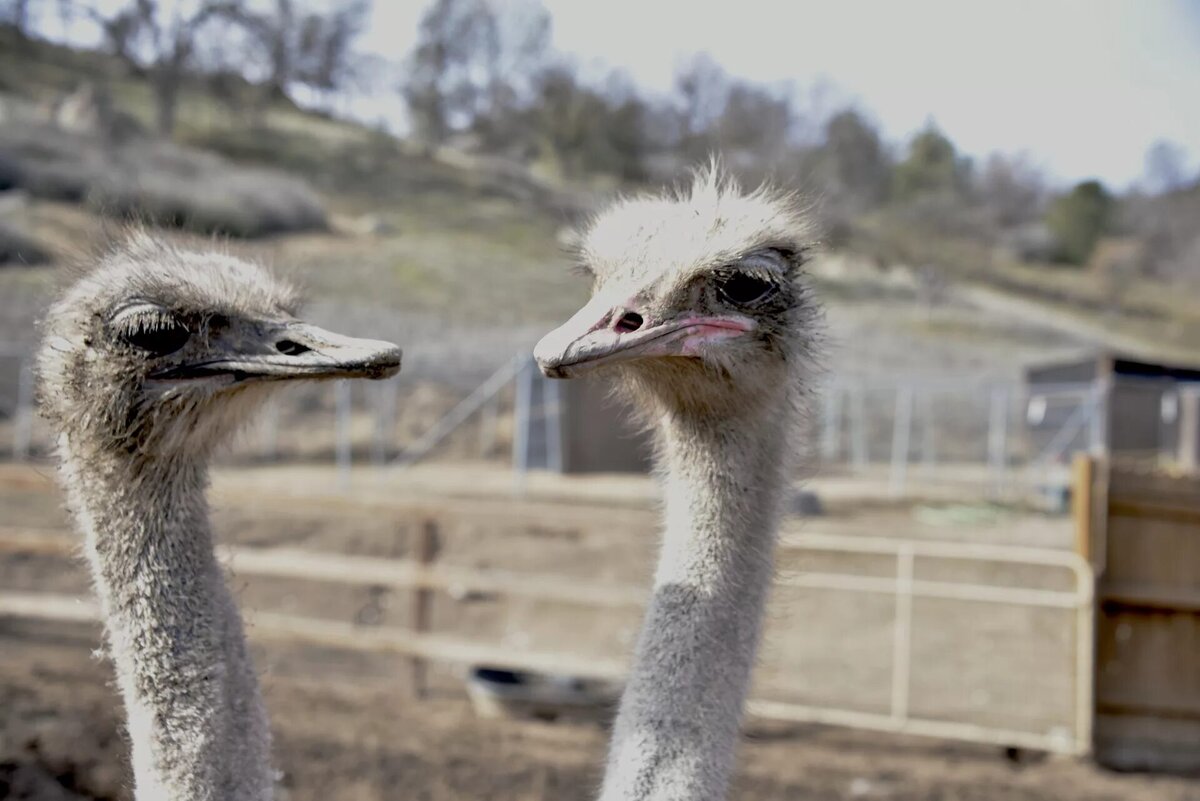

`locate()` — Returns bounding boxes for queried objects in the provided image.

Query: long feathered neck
[58,436,273,801]
[600,402,790,801]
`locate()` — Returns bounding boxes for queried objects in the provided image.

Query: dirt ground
[2,462,1199,801]
[4,623,1199,801]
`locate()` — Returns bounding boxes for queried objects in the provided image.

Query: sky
[39,0,1200,189]
[354,0,1200,189]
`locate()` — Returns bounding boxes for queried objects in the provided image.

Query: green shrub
[1045,180,1113,265]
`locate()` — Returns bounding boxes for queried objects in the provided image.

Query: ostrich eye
[114,308,191,356]
[715,273,776,305]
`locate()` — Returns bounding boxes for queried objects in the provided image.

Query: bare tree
[165,0,369,121]
[90,0,247,136]
[528,62,649,179]
[715,82,793,159]
[672,53,727,158]
[976,152,1045,229]
[1122,177,1200,285]
[1144,139,1190,194]
[295,1,370,106]
[1,0,36,39]
[818,107,891,209]
[400,0,549,151]
[472,0,550,149]
[260,0,295,99]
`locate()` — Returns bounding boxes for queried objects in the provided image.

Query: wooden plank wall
[1081,455,1200,772]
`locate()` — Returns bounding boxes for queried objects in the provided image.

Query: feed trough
[466,666,620,724]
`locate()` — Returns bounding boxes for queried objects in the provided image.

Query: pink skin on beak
[534,293,756,378]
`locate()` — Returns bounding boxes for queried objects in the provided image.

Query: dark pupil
[122,317,191,355]
[718,273,774,304]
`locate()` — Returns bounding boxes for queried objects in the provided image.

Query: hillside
[1,29,1196,386]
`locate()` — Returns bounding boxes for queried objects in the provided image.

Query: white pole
[889,386,914,497]
[890,544,915,723]
[545,376,563,474]
[371,379,398,467]
[479,390,499,458]
[335,380,352,490]
[512,357,534,494]
[1088,378,1109,456]
[920,391,936,470]
[260,397,279,461]
[820,381,841,461]
[12,359,33,462]
[850,382,868,469]
[987,387,1009,495]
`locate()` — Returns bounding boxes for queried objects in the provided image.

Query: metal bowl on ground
[465,666,621,724]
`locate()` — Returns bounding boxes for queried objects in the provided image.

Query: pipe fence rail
[0,491,1094,755]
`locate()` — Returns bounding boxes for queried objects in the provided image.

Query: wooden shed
[516,367,653,475]
[1027,353,1200,469]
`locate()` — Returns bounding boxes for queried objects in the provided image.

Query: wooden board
[1087,458,1200,771]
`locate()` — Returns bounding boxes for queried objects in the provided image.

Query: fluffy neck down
[59,438,273,801]
[600,399,791,801]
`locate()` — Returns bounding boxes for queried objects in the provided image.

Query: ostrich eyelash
[121,313,178,335]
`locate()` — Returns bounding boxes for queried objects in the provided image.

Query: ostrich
[36,233,402,801]
[534,165,820,801]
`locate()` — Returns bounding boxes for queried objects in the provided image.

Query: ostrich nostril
[614,312,643,333]
[275,339,312,356]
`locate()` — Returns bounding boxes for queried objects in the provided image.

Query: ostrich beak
[534,294,755,379]
[151,320,402,384]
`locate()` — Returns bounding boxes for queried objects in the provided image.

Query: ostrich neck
[59,439,273,801]
[601,408,790,801]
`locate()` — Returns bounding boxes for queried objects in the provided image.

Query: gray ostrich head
[534,165,821,419]
[37,232,401,461]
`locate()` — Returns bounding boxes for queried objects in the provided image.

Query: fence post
[1070,452,1098,754]
[410,519,437,699]
[334,380,352,489]
[850,382,868,469]
[820,382,841,461]
[545,376,563,474]
[1088,379,1109,456]
[1072,454,1095,565]
[479,390,499,458]
[12,359,33,462]
[890,544,915,723]
[372,379,398,467]
[920,391,936,470]
[889,386,914,497]
[512,357,534,494]
[260,398,279,462]
[987,387,1010,495]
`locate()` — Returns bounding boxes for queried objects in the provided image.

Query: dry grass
[849,214,1200,357]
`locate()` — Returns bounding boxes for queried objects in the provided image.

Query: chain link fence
[1,337,1121,502]
[816,376,1107,499]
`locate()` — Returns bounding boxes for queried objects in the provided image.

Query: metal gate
[753,532,1094,755]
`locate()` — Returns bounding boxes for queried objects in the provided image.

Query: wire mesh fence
[0,338,1120,501]
[816,376,1107,498]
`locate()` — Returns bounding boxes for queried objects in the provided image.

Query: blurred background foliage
[0,0,1197,355]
